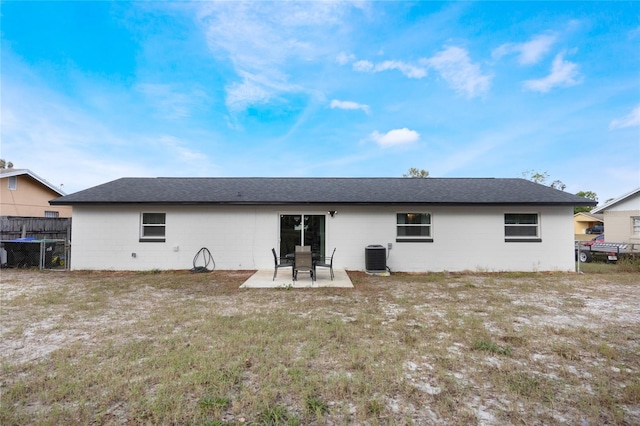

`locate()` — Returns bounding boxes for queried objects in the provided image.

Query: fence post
[577,243,582,273]
[67,225,72,270]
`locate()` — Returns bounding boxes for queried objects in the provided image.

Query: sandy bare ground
[1,269,639,425]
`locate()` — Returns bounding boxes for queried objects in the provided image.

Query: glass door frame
[279,213,326,259]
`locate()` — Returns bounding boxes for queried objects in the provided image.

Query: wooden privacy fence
[0,216,71,241]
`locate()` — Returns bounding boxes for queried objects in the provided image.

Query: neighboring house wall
[70,204,575,272]
[600,193,640,243]
[573,213,603,242]
[602,211,640,243]
[0,174,72,218]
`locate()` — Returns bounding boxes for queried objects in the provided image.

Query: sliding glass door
[279,214,326,258]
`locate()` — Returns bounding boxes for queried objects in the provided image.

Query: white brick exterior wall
[70,204,576,272]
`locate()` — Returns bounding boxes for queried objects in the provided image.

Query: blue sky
[2,1,639,204]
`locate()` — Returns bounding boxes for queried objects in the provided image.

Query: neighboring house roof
[51,177,597,206]
[573,212,603,222]
[591,187,640,214]
[0,168,66,196]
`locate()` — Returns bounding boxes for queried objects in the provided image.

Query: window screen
[140,212,166,241]
[397,213,432,241]
[504,213,539,240]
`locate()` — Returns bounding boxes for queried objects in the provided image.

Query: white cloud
[491,44,511,61]
[519,34,557,65]
[353,60,374,72]
[375,60,427,79]
[225,77,271,111]
[196,2,352,112]
[2,101,147,193]
[1,73,218,193]
[523,52,581,92]
[609,105,640,129]
[336,51,355,65]
[135,83,208,119]
[156,135,209,163]
[369,128,420,147]
[224,68,307,112]
[351,46,489,97]
[493,34,556,65]
[330,99,370,114]
[352,59,427,79]
[425,47,491,98]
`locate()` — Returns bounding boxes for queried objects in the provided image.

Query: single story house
[50,177,595,272]
[591,187,640,244]
[573,212,603,242]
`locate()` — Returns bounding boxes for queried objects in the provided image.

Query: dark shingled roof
[50,177,597,206]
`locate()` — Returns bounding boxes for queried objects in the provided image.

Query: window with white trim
[44,211,59,218]
[140,212,166,242]
[632,217,640,236]
[397,213,433,242]
[504,213,540,242]
[8,176,17,190]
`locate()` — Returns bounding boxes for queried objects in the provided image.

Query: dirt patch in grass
[2,269,639,425]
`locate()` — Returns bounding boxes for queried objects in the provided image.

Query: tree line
[404,167,600,213]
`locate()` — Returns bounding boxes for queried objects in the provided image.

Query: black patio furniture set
[272,246,335,281]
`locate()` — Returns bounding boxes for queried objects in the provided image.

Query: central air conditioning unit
[365,245,387,273]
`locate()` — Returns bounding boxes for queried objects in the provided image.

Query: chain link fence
[1,239,69,270]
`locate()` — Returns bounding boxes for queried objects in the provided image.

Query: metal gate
[1,238,69,270]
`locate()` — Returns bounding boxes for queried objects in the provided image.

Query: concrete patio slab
[240,268,353,288]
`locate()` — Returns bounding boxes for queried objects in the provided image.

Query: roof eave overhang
[49,200,597,207]
[5,170,67,196]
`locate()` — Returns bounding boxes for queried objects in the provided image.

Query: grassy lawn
[577,258,640,274]
[1,268,639,425]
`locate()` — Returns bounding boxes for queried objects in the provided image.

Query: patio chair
[315,248,335,280]
[293,247,314,281]
[272,248,293,281]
